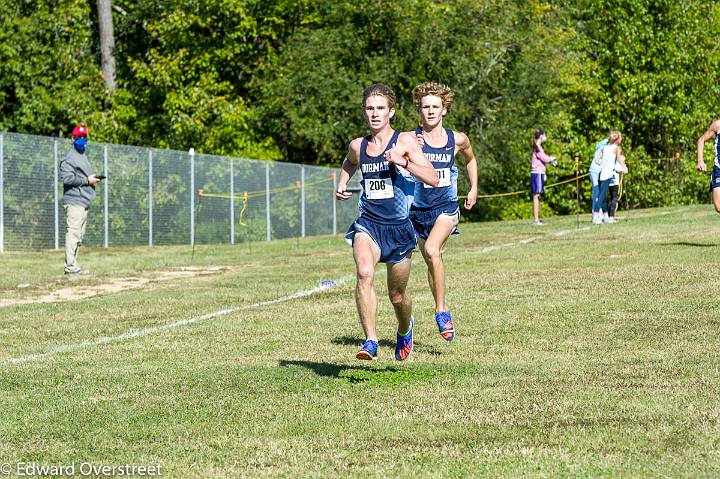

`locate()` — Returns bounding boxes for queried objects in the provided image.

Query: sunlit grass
[1,206,719,477]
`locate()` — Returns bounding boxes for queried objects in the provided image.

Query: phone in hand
[95,175,106,180]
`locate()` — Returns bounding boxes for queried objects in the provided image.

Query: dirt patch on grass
[0,267,225,307]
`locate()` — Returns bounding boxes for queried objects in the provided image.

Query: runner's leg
[353,233,381,341]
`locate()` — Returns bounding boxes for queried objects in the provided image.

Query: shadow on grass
[279,360,436,385]
[331,335,442,356]
[332,335,394,348]
[660,241,716,248]
[280,359,396,378]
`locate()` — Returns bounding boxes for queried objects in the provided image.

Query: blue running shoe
[435,311,454,341]
[395,319,414,361]
[356,339,378,360]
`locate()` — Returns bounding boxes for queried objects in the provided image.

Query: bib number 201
[424,168,451,188]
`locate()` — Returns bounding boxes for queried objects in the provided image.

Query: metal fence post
[625,172,630,212]
[54,139,59,249]
[301,166,305,238]
[332,171,337,236]
[675,151,681,205]
[575,156,580,230]
[190,148,195,246]
[230,157,235,244]
[148,149,153,246]
[265,162,271,241]
[0,133,3,253]
[103,144,109,248]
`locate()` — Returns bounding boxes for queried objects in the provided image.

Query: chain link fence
[0,132,361,252]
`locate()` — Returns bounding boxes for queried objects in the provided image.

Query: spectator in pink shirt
[530,128,557,225]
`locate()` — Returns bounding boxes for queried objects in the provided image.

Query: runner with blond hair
[407,81,478,342]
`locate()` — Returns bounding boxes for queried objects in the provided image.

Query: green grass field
[1,206,719,478]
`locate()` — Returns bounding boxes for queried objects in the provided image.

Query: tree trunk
[97,0,116,92]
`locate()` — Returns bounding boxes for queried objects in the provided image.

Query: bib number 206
[365,178,394,199]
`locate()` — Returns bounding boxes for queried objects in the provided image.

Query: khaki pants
[64,204,89,273]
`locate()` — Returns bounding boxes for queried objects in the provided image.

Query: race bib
[365,178,394,199]
[424,168,451,188]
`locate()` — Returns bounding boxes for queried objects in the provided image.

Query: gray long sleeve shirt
[60,147,96,208]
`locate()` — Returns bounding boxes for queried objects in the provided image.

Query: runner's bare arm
[336,139,361,201]
[697,119,720,172]
[456,132,478,210]
[387,132,439,187]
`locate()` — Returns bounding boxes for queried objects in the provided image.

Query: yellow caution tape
[198,154,683,202]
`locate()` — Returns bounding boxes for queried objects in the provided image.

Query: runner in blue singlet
[336,84,439,361]
[696,118,720,214]
[406,82,478,342]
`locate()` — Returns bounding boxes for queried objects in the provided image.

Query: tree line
[1,0,718,220]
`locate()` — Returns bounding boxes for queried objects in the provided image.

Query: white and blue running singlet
[357,131,409,223]
[711,134,720,191]
[412,128,457,209]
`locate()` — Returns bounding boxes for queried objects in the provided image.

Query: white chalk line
[554,226,591,237]
[477,226,590,254]
[3,207,690,367]
[2,275,354,367]
[613,207,690,219]
[475,205,689,255]
[659,207,689,216]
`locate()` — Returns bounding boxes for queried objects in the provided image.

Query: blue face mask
[73,137,88,153]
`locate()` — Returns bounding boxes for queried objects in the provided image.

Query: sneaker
[65,268,90,276]
[532,219,545,226]
[605,217,618,224]
[435,311,455,341]
[395,319,414,361]
[592,215,602,224]
[356,339,378,361]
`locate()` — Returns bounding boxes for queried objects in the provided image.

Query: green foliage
[90,0,320,159]
[0,0,106,136]
[255,0,525,166]
[1,0,720,220]
[566,0,720,156]
[496,198,554,222]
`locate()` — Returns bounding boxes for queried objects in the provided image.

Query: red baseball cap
[71,125,88,139]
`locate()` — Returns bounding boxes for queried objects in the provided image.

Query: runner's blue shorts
[711,166,720,191]
[345,216,416,264]
[409,203,460,241]
[530,172,546,195]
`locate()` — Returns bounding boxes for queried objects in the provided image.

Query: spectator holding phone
[530,128,557,225]
[60,124,102,276]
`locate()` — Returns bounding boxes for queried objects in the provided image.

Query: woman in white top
[606,152,628,222]
[594,130,624,224]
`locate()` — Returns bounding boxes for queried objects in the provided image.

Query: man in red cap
[59,124,102,275]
